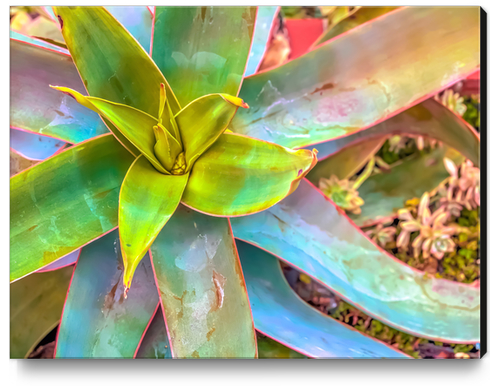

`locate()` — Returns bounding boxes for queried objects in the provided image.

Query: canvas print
[10,6,482,359]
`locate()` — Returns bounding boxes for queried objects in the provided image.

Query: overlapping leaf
[305,99,480,165]
[10,266,73,358]
[55,230,159,358]
[10,135,133,281]
[351,147,464,227]
[231,181,480,342]
[150,206,257,358]
[152,6,256,106]
[10,37,108,143]
[237,240,409,358]
[120,156,188,289]
[182,133,317,216]
[244,6,279,76]
[10,128,66,161]
[231,7,479,149]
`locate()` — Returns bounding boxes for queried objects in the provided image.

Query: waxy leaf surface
[10,30,69,55]
[305,99,480,166]
[54,7,180,118]
[257,334,307,359]
[10,38,108,143]
[120,155,188,289]
[307,137,386,185]
[237,241,409,358]
[244,6,279,77]
[106,6,153,53]
[182,133,316,216]
[10,266,73,358]
[175,94,245,170]
[313,6,399,46]
[231,7,479,149]
[50,86,165,173]
[10,149,37,177]
[351,147,464,227]
[10,135,133,281]
[152,6,256,106]
[231,181,480,342]
[135,306,171,359]
[150,206,257,358]
[10,128,66,161]
[56,230,159,358]
[37,250,79,273]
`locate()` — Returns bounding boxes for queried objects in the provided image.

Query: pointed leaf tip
[221,94,249,109]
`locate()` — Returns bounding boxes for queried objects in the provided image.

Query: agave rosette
[10,6,480,359]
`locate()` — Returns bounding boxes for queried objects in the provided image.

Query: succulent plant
[10,6,480,359]
[397,193,459,259]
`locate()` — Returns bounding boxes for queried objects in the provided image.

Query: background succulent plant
[10,5,481,359]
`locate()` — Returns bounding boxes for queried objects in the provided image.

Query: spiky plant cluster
[396,193,459,259]
[435,88,467,116]
[318,158,376,214]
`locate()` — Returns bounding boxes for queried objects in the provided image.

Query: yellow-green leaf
[175,94,248,171]
[182,133,317,216]
[50,86,167,174]
[119,155,189,290]
[53,6,180,115]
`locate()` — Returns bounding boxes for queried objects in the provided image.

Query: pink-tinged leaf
[307,137,386,185]
[231,180,480,343]
[10,148,38,177]
[305,98,480,166]
[231,7,479,150]
[135,306,171,359]
[152,6,257,106]
[312,6,400,47]
[237,240,409,358]
[244,6,280,77]
[150,206,257,358]
[10,134,134,282]
[55,230,160,358]
[10,266,73,358]
[105,6,153,53]
[10,128,67,161]
[351,147,464,228]
[10,37,108,143]
[36,249,80,273]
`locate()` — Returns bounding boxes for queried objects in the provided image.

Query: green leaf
[257,334,307,359]
[244,6,280,77]
[307,99,480,167]
[49,86,167,173]
[152,6,256,106]
[10,148,37,177]
[237,240,409,358]
[10,134,133,281]
[150,206,257,358]
[135,306,171,359]
[312,6,399,46]
[10,266,73,358]
[351,147,464,227]
[153,123,182,172]
[120,155,188,290]
[55,230,160,358]
[175,94,248,171]
[10,38,108,143]
[231,7,480,149]
[105,6,153,53]
[307,137,386,185]
[182,133,317,216]
[231,181,480,342]
[53,6,180,121]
